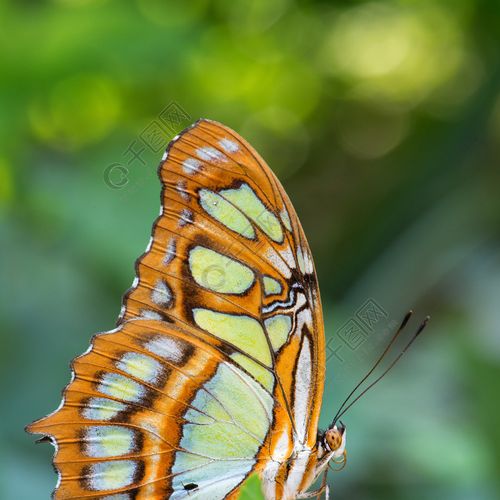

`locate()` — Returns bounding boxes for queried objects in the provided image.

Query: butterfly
[27,119,426,499]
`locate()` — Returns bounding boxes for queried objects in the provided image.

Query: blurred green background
[1,0,499,499]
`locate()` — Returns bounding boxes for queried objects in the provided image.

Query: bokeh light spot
[187,30,320,120]
[29,73,121,150]
[320,3,467,106]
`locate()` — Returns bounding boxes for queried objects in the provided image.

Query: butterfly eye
[324,428,343,451]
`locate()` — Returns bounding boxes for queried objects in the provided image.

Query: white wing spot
[141,310,163,320]
[183,158,201,174]
[280,207,292,232]
[296,247,306,274]
[87,460,138,491]
[116,352,162,384]
[176,180,190,201]
[178,208,193,227]
[196,146,228,162]
[118,305,126,320]
[151,279,173,307]
[264,248,292,279]
[144,335,187,363]
[82,398,126,421]
[164,238,176,265]
[294,337,312,443]
[144,237,153,253]
[297,247,313,275]
[218,138,239,153]
[83,425,135,458]
[97,373,145,403]
[280,246,296,269]
[304,250,314,274]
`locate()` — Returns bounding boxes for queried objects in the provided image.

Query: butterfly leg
[320,468,329,500]
[329,450,347,472]
[297,469,329,499]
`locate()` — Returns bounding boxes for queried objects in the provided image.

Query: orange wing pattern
[28,119,326,499]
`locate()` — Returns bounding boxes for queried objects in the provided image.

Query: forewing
[119,119,325,446]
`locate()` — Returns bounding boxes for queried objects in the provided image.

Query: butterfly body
[27,119,344,499]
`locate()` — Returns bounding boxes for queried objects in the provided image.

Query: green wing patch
[238,474,265,500]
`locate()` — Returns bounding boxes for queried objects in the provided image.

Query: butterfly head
[323,421,347,460]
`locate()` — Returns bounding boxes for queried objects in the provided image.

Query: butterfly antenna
[334,316,429,422]
[331,310,413,427]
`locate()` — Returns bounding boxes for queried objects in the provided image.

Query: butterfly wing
[28,119,326,499]
[120,119,325,446]
[27,319,277,499]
